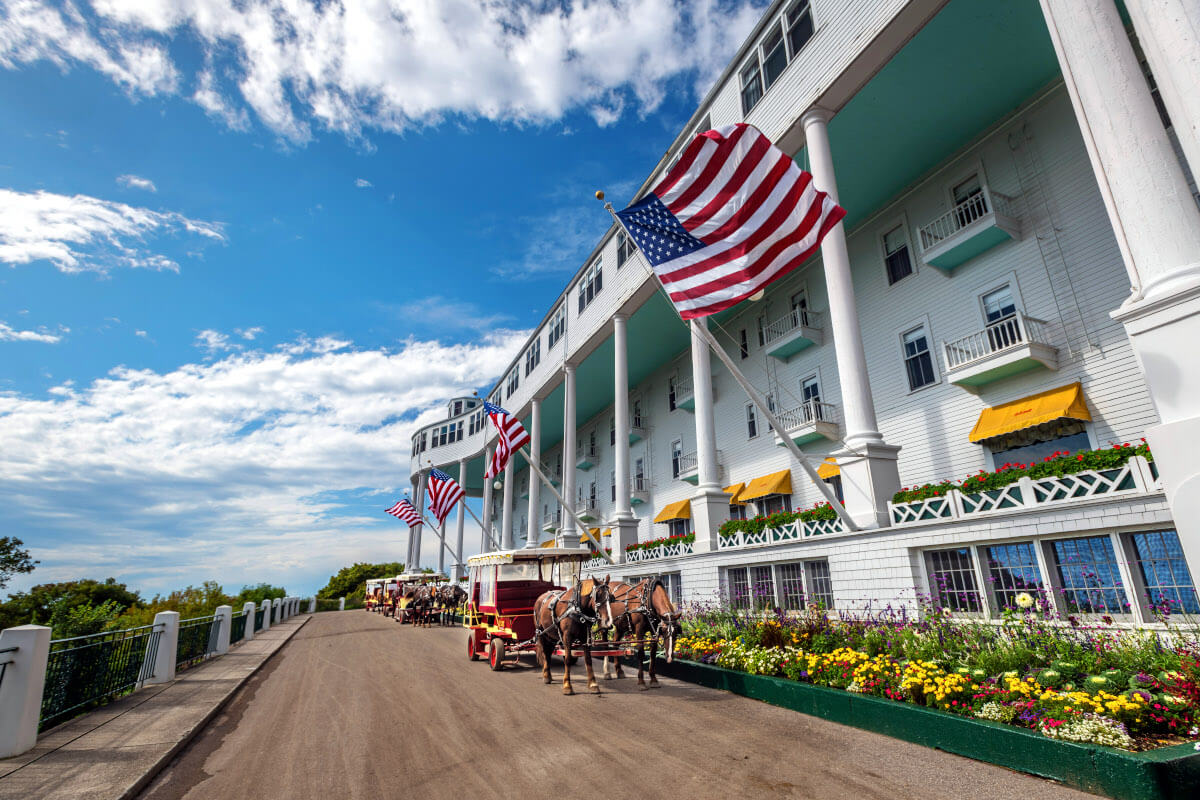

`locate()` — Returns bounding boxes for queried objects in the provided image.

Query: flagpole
[598,194,858,532]
[402,494,462,573]
[518,445,616,565]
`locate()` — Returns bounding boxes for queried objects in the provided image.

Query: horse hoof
[563,686,575,696]
[637,683,649,691]
[543,676,552,685]
[649,680,661,688]
[589,684,601,694]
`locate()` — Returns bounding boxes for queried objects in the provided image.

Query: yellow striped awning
[817,457,840,480]
[740,469,792,501]
[653,499,691,523]
[969,382,1092,443]
[539,538,555,548]
[581,527,611,544]
[724,482,746,505]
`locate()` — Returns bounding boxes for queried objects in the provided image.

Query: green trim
[926,223,1015,270]
[653,659,1200,800]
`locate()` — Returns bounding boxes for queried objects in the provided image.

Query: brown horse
[437,584,467,625]
[600,577,682,689]
[532,576,615,695]
[402,584,435,627]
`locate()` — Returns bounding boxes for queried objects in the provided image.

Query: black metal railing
[230,611,247,644]
[176,615,220,671]
[40,624,161,730]
[271,604,278,624]
[0,645,17,693]
[255,607,265,631]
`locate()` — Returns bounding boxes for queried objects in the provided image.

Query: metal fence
[315,598,341,612]
[255,607,266,631]
[230,610,248,644]
[176,615,220,671]
[40,624,162,730]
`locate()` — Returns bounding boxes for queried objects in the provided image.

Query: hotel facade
[406,0,1200,624]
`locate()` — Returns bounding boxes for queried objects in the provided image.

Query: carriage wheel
[488,638,505,671]
[467,632,479,661]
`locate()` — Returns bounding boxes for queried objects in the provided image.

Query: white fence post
[272,598,280,624]
[0,625,51,759]
[307,597,315,613]
[214,605,232,655]
[242,602,256,641]
[146,611,179,685]
[261,601,272,632]
[339,597,345,611]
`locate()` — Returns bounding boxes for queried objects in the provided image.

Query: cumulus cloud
[235,326,263,340]
[0,188,225,274]
[354,178,371,188]
[0,320,67,343]
[116,173,156,192]
[0,0,766,143]
[0,329,528,595]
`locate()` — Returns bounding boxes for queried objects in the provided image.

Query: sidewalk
[0,615,309,800]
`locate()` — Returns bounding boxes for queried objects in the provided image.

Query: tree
[0,536,36,591]
[49,600,124,639]
[316,562,405,600]
[234,583,288,606]
[0,578,141,630]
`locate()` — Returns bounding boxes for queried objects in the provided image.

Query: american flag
[616,124,845,319]
[426,468,465,525]
[483,400,530,479]
[384,499,422,527]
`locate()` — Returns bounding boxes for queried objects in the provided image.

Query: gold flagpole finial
[594,190,605,200]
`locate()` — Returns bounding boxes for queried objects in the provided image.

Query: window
[634,457,646,491]
[759,493,791,516]
[610,416,616,446]
[823,475,843,504]
[989,426,1091,467]
[1051,535,1129,615]
[610,470,616,502]
[925,548,982,613]
[668,517,691,538]
[746,403,758,439]
[617,230,636,267]
[554,452,562,478]
[632,399,643,428]
[452,400,463,416]
[800,374,820,416]
[1130,530,1199,614]
[668,377,677,412]
[524,337,541,376]
[761,23,787,90]
[984,542,1043,612]
[589,480,597,505]
[729,503,747,521]
[586,429,596,458]
[779,563,805,611]
[883,224,913,285]
[953,174,985,227]
[805,560,834,609]
[506,368,519,398]
[548,305,566,348]
[902,326,936,390]
[670,439,683,478]
[751,566,776,611]
[786,0,814,56]
[790,290,808,326]
[756,315,766,347]
[982,285,1017,324]
[578,258,603,312]
[739,57,763,114]
[725,567,750,610]
[739,329,749,359]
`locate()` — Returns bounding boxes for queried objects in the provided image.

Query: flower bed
[718,503,837,539]
[892,441,1153,504]
[676,602,1199,753]
[625,532,693,553]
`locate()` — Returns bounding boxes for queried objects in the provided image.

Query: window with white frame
[451,400,463,416]
[729,502,747,521]
[1050,535,1129,616]
[759,493,791,516]
[801,374,821,418]
[805,560,833,609]
[610,469,616,502]
[883,224,913,285]
[577,258,603,312]
[726,560,828,612]
[988,424,1091,468]
[506,368,519,398]
[746,403,758,439]
[984,542,1044,612]
[739,328,749,359]
[739,56,763,115]
[667,517,691,538]
[634,457,646,491]
[823,475,843,504]
[548,304,566,348]
[756,315,766,347]
[632,572,683,608]
[1129,529,1200,614]
[953,173,985,227]
[761,21,787,90]
[725,566,751,610]
[925,547,983,613]
[785,0,815,56]
[632,399,644,428]
[779,562,805,610]
[610,416,616,446]
[668,376,677,412]
[617,230,636,267]
[750,565,776,611]
[524,337,541,376]
[670,439,683,478]
[902,325,936,390]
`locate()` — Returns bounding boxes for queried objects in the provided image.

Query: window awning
[969,382,1092,443]
[653,499,692,523]
[817,457,840,480]
[724,482,747,505]
[740,469,792,501]
[581,527,611,544]
[539,538,555,548]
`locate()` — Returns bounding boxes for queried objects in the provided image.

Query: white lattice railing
[888,456,1157,527]
[673,375,694,405]
[918,186,1017,250]
[717,517,847,551]
[584,556,610,570]
[777,400,839,432]
[626,540,694,563]
[942,314,1050,371]
[763,308,823,345]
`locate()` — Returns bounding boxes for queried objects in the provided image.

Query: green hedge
[718,504,838,538]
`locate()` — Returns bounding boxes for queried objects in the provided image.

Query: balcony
[576,444,598,471]
[541,510,561,532]
[917,186,1021,271]
[673,375,695,412]
[631,476,650,506]
[942,314,1057,391]
[762,308,823,362]
[575,498,599,522]
[629,414,647,444]
[676,450,724,485]
[772,400,840,447]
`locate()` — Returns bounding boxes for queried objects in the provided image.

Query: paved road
[138,610,1098,800]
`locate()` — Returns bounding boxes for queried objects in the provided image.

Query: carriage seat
[493,580,562,612]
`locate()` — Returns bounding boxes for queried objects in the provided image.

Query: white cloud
[0,188,224,274]
[235,326,263,340]
[0,0,766,143]
[0,329,528,596]
[194,328,233,354]
[116,173,157,192]
[135,329,149,338]
[0,320,67,343]
[354,178,371,188]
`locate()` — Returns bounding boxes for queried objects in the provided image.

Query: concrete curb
[116,616,310,800]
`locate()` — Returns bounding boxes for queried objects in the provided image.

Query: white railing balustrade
[942,314,1050,371]
[888,456,1157,526]
[763,308,823,346]
[777,400,839,431]
[626,540,695,563]
[542,510,561,529]
[673,375,694,404]
[718,517,848,551]
[918,187,1016,250]
[677,452,698,474]
[575,499,598,516]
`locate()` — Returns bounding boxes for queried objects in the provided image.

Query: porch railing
[717,517,846,551]
[763,308,823,345]
[230,610,248,644]
[40,623,162,730]
[942,314,1049,371]
[176,614,221,671]
[626,539,694,563]
[777,399,838,430]
[918,186,1017,250]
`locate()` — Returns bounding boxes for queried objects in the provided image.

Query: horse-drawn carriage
[364,578,387,612]
[394,572,455,626]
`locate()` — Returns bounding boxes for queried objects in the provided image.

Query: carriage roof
[467,547,592,567]
[395,572,447,582]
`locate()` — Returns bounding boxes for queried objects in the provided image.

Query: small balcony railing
[676,450,722,485]
[575,498,599,519]
[916,186,1020,271]
[631,475,650,506]
[919,189,1016,249]
[576,443,598,470]
[942,314,1049,371]
[762,308,823,361]
[773,400,839,446]
[542,510,561,531]
[672,375,695,411]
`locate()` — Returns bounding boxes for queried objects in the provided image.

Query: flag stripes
[384,499,422,527]
[426,467,464,525]
[483,400,530,479]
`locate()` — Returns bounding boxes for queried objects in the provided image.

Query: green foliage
[316,562,405,600]
[108,581,236,629]
[718,503,838,538]
[235,583,288,605]
[624,533,694,553]
[0,536,36,590]
[0,578,142,630]
[49,600,125,639]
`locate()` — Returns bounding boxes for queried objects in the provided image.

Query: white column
[412,470,428,569]
[214,605,232,654]
[437,520,447,575]
[612,314,638,562]
[1125,0,1200,195]
[560,363,580,547]
[801,108,901,528]
[481,444,494,551]
[525,399,542,548]
[500,456,515,549]
[307,597,316,614]
[261,601,271,631]
[242,602,256,641]
[146,610,179,685]
[456,457,468,576]
[338,597,345,612]
[272,598,281,625]
[689,319,727,552]
[0,624,51,758]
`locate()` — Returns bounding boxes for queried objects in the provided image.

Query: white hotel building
[407,0,1200,623]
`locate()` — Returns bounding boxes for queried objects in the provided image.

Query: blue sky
[0,0,765,599]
